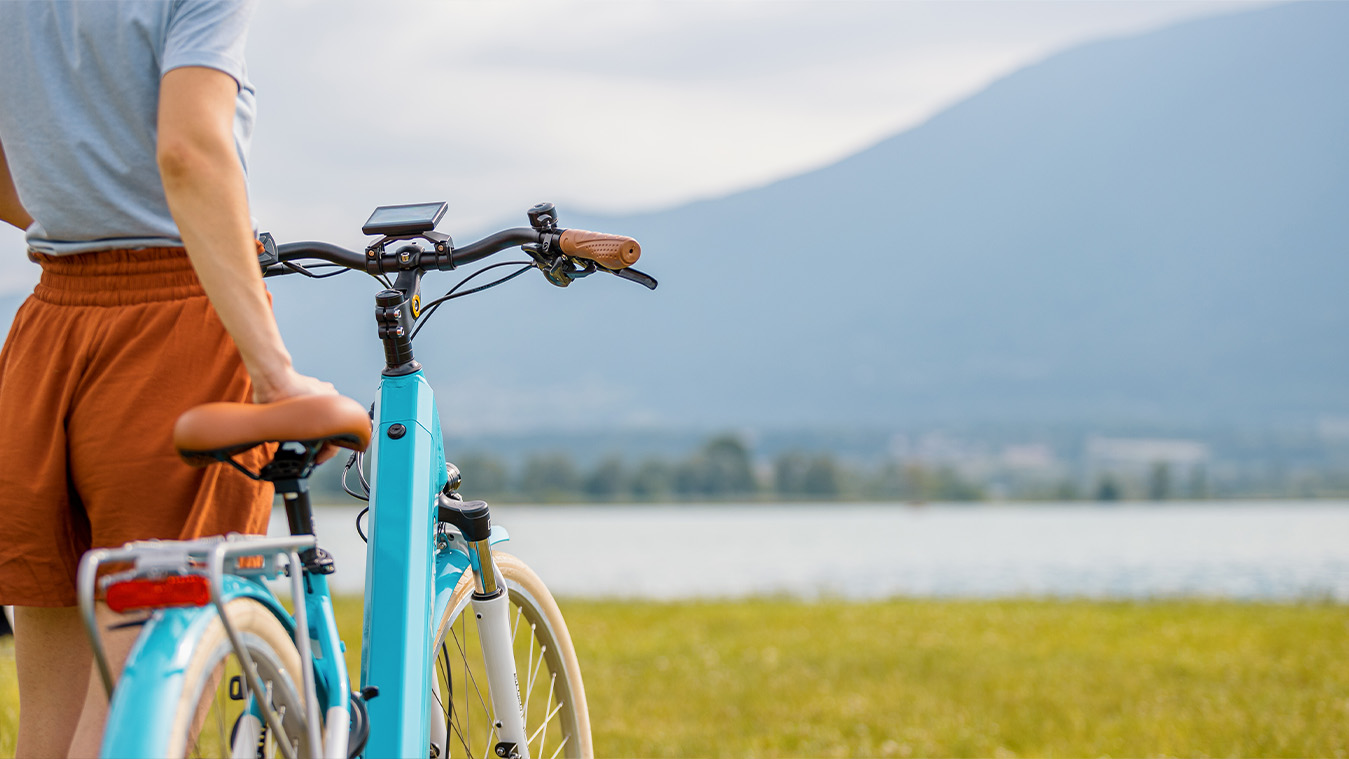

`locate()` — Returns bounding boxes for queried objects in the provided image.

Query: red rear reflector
[106,575,211,613]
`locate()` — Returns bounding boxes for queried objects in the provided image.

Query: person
[0,1,334,755]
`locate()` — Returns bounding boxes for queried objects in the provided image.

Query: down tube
[360,370,448,759]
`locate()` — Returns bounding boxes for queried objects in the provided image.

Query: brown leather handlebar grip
[558,229,641,269]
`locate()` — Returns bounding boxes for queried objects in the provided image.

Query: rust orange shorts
[0,248,273,607]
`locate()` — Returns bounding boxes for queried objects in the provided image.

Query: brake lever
[614,267,658,290]
[523,242,653,289]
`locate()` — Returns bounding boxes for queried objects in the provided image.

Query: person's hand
[251,366,337,405]
[252,368,350,463]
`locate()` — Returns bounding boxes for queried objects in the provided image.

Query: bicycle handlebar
[270,228,541,275]
[269,226,641,276]
[271,240,366,270]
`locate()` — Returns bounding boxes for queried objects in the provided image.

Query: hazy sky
[0,0,1274,290]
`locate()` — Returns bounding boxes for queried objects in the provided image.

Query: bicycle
[74,201,655,759]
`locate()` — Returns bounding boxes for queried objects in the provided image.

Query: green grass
[567,598,1349,758]
[2,598,1347,757]
[0,638,11,758]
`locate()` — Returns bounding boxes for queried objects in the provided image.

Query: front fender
[100,576,293,758]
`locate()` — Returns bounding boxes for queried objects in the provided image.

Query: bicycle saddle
[174,394,371,465]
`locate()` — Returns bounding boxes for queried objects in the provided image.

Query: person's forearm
[160,146,293,394]
[157,70,293,398]
[0,140,34,230]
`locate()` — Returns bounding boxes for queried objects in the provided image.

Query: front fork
[474,578,529,758]
[435,498,529,759]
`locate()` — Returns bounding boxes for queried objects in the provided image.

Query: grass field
[2,598,1347,758]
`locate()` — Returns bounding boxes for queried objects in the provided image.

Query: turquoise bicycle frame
[101,367,500,758]
[360,369,450,757]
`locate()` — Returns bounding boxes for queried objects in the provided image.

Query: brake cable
[344,407,375,542]
[408,260,534,340]
[281,261,351,280]
[343,449,370,502]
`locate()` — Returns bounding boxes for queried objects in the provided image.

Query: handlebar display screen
[362,201,449,236]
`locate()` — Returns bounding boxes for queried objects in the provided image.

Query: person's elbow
[156,128,234,188]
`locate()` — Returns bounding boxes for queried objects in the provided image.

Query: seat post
[264,444,336,575]
[278,480,315,537]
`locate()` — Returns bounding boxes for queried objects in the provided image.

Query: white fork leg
[473,588,529,759]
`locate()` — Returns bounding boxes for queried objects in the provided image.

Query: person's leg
[12,606,90,758]
[66,605,140,758]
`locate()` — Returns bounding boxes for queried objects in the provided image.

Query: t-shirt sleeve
[161,0,258,85]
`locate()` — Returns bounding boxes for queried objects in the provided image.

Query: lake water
[279,501,1349,602]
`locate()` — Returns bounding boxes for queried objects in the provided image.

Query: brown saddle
[174,394,372,466]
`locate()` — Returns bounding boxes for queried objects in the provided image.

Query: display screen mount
[362,201,448,237]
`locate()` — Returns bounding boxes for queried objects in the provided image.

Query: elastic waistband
[31,247,204,307]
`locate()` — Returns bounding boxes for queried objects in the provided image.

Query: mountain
[517,0,1349,430]
[20,1,1342,434]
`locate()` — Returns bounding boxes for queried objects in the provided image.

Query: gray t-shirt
[0,0,257,254]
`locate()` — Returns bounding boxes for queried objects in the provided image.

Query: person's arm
[157,65,331,403]
[0,139,33,231]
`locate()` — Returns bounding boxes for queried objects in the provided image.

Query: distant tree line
[438,434,986,504]
[307,431,1349,504]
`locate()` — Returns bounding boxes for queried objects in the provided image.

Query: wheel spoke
[524,638,547,730]
[536,672,557,756]
[549,734,571,759]
[448,710,475,759]
[528,698,564,751]
[522,624,538,726]
[450,627,495,733]
[441,641,454,752]
[530,642,547,702]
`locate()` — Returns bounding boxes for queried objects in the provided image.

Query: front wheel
[431,551,592,759]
